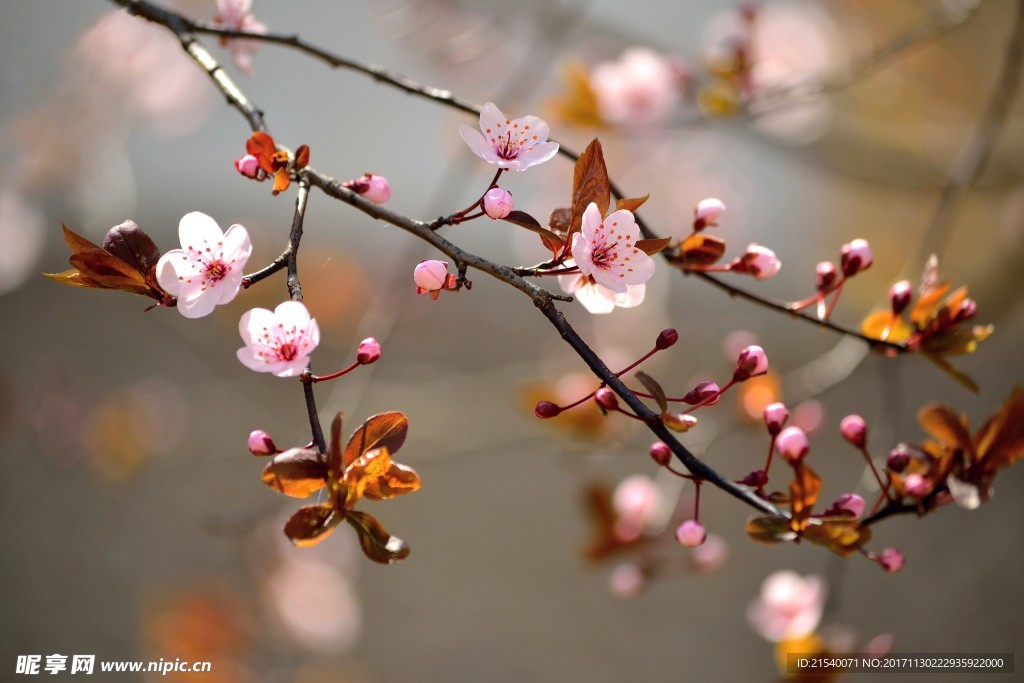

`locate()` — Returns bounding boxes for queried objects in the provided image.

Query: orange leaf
[343,411,409,469]
[261,448,329,498]
[246,131,278,174]
[567,139,611,243]
[548,207,571,239]
[789,464,822,532]
[615,194,650,213]
[294,144,310,170]
[634,371,667,412]
[802,518,871,557]
[284,504,342,547]
[745,515,797,544]
[46,223,169,301]
[910,281,950,328]
[677,233,726,267]
[345,510,410,564]
[973,386,1024,471]
[635,237,671,256]
[917,403,973,454]
[272,168,291,195]
[860,310,911,344]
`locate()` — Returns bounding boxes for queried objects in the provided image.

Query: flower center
[592,241,619,269]
[496,132,519,160]
[205,259,228,282]
[276,342,298,361]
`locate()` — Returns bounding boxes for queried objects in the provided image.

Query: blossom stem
[764,436,777,478]
[664,462,697,481]
[860,447,893,505]
[309,361,361,383]
[447,168,505,224]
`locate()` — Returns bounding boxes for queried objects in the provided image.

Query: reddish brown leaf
[328,411,345,481]
[345,510,410,564]
[918,403,973,454]
[503,211,565,255]
[616,194,650,213]
[567,139,610,243]
[294,144,310,170]
[635,237,671,256]
[261,448,328,498]
[272,168,291,195]
[246,132,278,174]
[362,461,421,501]
[634,371,667,412]
[284,504,342,547]
[974,386,1024,470]
[102,220,161,278]
[789,464,822,532]
[677,233,726,267]
[745,515,797,544]
[802,518,871,557]
[548,207,572,238]
[343,411,409,469]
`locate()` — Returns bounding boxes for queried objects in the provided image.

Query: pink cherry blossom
[235,153,260,178]
[692,533,728,571]
[558,269,646,315]
[889,279,913,314]
[877,547,905,573]
[609,563,645,598]
[571,203,655,294]
[612,474,663,542]
[590,47,681,126]
[827,493,865,518]
[482,188,514,219]
[459,102,559,171]
[156,211,252,318]
[214,0,267,75]
[747,571,826,642]
[237,301,320,377]
[733,344,769,381]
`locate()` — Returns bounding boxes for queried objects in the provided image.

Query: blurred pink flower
[747,570,826,642]
[558,268,646,315]
[156,212,252,318]
[237,301,320,377]
[591,47,680,126]
[571,203,655,294]
[214,0,267,74]
[459,102,559,171]
[612,474,663,542]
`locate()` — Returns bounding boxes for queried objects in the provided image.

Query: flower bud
[414,259,449,294]
[738,243,781,280]
[889,280,913,315]
[886,445,911,473]
[675,519,707,547]
[346,173,392,204]
[839,414,867,449]
[763,402,789,436]
[691,533,728,571]
[482,187,514,219]
[234,154,260,179]
[733,344,769,382]
[816,261,838,292]
[682,380,720,406]
[903,473,931,498]
[655,328,679,350]
[954,297,977,323]
[877,547,905,573]
[534,401,561,419]
[776,426,809,464]
[356,337,381,365]
[738,469,768,489]
[609,563,645,598]
[840,238,873,277]
[649,441,672,466]
[827,493,865,518]
[247,429,277,456]
[693,197,726,230]
[595,386,619,411]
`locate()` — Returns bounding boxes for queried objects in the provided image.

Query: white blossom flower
[746,571,826,642]
[156,211,252,318]
[237,301,320,377]
[571,203,655,293]
[459,103,559,171]
[558,266,646,315]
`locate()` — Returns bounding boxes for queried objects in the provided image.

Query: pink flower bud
[346,173,392,204]
[234,154,260,179]
[839,414,867,448]
[776,426,809,464]
[609,563,645,598]
[535,401,561,419]
[733,344,769,381]
[482,187,514,219]
[675,519,707,547]
[827,493,865,518]
[816,261,837,292]
[595,386,619,411]
[693,197,726,230]
[877,547,905,573]
[886,445,911,473]
[954,297,977,322]
[763,402,789,436]
[650,441,672,466]
[731,243,781,280]
[889,280,913,315]
[247,429,277,455]
[356,337,381,365]
[840,238,873,276]
[414,259,449,294]
[903,473,931,498]
[682,380,720,406]
[655,328,679,350]
[691,533,728,571]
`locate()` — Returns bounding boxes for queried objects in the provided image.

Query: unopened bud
[889,280,913,315]
[234,154,260,179]
[482,188,514,219]
[247,429,277,456]
[675,519,707,547]
[346,173,392,204]
[886,445,911,473]
[840,238,873,277]
[649,441,672,466]
[534,401,561,419]
[609,563,645,598]
[595,387,619,411]
[816,261,838,292]
[414,259,449,293]
[839,414,867,449]
[877,547,905,573]
[693,197,726,230]
[655,328,679,350]
[954,297,977,322]
[776,426,809,464]
[682,380,720,406]
[356,337,381,364]
[827,493,865,518]
[903,473,931,498]
[763,402,789,436]
[735,243,781,280]
[733,344,769,381]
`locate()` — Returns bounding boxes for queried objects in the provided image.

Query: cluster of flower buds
[791,238,874,319]
[671,198,781,281]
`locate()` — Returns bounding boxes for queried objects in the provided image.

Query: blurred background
[1,0,1023,681]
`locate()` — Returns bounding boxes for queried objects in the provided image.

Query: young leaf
[503,211,566,255]
[294,144,310,170]
[261,448,329,498]
[635,237,671,256]
[346,447,422,501]
[328,411,345,481]
[567,139,611,243]
[745,515,797,544]
[789,465,822,533]
[615,194,650,213]
[974,386,1024,471]
[802,518,871,557]
[860,310,912,344]
[284,504,343,547]
[675,233,726,267]
[345,510,410,564]
[548,207,572,239]
[921,353,980,394]
[343,411,409,469]
[102,219,161,278]
[634,371,667,412]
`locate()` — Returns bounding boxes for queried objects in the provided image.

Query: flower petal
[177,211,224,249]
[574,281,617,314]
[156,250,185,296]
